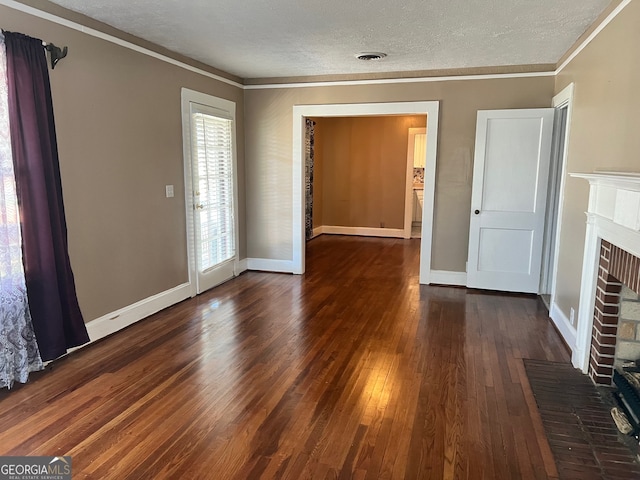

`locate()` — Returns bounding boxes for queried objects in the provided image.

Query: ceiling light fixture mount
[355,52,387,61]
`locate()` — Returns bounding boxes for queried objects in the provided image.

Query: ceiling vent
[355,52,387,61]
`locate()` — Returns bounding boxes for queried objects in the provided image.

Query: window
[191,109,235,270]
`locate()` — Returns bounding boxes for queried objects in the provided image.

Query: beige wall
[1,5,245,321]
[312,116,425,229]
[553,1,640,326]
[10,0,629,331]
[245,77,554,269]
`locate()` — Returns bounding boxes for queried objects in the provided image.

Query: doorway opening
[292,102,439,284]
[306,116,426,242]
[406,127,427,239]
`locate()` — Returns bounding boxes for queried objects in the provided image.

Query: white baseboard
[236,258,248,274]
[428,270,467,286]
[549,301,577,352]
[246,258,294,273]
[312,226,323,238]
[318,225,405,238]
[85,282,192,344]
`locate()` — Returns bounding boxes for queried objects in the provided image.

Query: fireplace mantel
[571,172,640,375]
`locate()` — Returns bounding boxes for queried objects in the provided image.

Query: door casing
[292,101,440,284]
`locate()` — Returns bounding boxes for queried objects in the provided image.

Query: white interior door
[467,108,554,293]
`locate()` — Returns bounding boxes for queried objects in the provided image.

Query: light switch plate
[166,185,174,198]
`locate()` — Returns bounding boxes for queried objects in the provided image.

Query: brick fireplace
[590,240,640,384]
[571,172,640,383]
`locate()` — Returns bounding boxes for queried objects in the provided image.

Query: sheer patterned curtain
[0,34,43,389]
[305,119,315,241]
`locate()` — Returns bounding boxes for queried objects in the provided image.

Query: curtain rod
[0,30,68,70]
[41,41,68,70]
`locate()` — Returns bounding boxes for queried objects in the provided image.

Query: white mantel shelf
[572,171,640,186]
[570,171,640,374]
[570,172,640,235]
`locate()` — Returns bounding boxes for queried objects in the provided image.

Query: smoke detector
[355,52,387,61]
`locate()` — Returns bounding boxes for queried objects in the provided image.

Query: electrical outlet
[380,221,385,228]
[165,185,174,198]
[570,307,576,326]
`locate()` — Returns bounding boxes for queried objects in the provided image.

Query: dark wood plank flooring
[0,236,571,479]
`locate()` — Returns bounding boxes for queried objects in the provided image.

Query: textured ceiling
[47,0,611,80]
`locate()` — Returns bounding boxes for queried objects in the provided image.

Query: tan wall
[553,1,640,326]
[245,77,554,269]
[1,5,245,321]
[313,116,425,229]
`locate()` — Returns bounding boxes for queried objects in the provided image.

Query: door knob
[474,209,480,215]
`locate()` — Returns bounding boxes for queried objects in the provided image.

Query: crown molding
[0,0,244,89]
[1,0,633,90]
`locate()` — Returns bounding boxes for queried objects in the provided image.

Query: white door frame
[292,101,440,284]
[181,88,240,297]
[404,127,427,239]
[546,83,576,337]
[542,83,575,297]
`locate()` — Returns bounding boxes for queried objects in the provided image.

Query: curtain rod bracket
[44,43,68,70]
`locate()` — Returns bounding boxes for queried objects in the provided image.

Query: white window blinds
[192,111,235,271]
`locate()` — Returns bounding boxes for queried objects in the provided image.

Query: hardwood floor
[0,236,571,479]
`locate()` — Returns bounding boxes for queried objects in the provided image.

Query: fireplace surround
[571,173,640,384]
[589,240,640,384]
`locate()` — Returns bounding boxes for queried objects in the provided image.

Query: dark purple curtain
[4,31,89,361]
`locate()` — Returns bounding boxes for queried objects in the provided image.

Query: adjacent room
[1,0,639,478]
[307,115,427,240]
